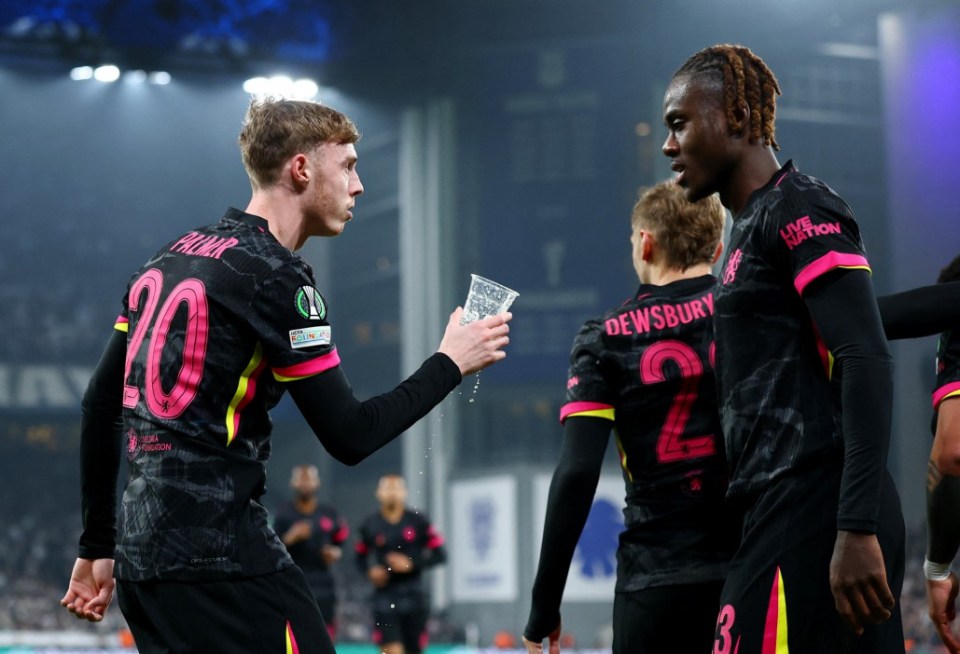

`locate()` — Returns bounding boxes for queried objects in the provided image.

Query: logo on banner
[575,498,621,578]
[470,498,495,561]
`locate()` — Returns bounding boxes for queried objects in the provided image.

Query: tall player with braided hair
[663,44,903,652]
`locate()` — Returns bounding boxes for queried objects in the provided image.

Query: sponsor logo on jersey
[127,428,172,456]
[294,286,326,320]
[779,215,842,250]
[289,326,331,349]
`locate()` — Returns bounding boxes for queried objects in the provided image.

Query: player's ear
[712,241,724,265]
[289,153,311,189]
[641,230,656,262]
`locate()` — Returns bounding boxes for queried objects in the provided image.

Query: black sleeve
[804,269,893,533]
[421,542,447,569]
[273,505,292,541]
[288,353,462,466]
[78,329,126,559]
[927,402,960,564]
[355,524,372,573]
[878,281,960,340]
[410,517,446,571]
[927,473,960,564]
[524,416,611,642]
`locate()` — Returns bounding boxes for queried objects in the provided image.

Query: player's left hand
[522,622,561,654]
[321,545,342,565]
[829,530,895,635]
[927,572,960,653]
[61,557,116,622]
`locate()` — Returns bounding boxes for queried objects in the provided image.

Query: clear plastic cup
[460,274,519,325]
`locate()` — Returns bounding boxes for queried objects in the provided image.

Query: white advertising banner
[532,473,625,601]
[450,475,518,602]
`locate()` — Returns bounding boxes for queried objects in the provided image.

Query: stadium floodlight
[124,70,148,83]
[292,79,319,100]
[243,75,319,99]
[243,76,270,95]
[148,71,172,85]
[93,65,121,83]
[70,66,94,80]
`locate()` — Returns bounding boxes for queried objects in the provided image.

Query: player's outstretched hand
[438,308,512,376]
[61,557,115,622]
[829,530,895,635]
[522,622,561,654]
[927,572,960,653]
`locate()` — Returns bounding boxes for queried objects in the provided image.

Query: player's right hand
[829,530,895,635]
[438,308,512,376]
[284,519,313,544]
[522,622,561,654]
[61,557,115,622]
[927,572,960,653]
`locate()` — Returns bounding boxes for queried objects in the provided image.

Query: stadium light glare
[149,71,172,85]
[243,75,319,99]
[243,76,270,95]
[292,79,319,99]
[70,66,93,80]
[124,70,148,84]
[93,65,121,83]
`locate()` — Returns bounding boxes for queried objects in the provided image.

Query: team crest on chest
[294,286,326,320]
[722,249,744,286]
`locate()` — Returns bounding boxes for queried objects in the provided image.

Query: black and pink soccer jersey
[355,510,446,613]
[273,502,349,601]
[714,162,871,499]
[561,275,735,591]
[934,330,960,412]
[114,208,341,581]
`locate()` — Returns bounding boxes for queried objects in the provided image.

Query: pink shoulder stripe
[933,382,960,409]
[272,349,341,382]
[794,251,870,296]
[559,401,614,424]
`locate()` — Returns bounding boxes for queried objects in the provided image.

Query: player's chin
[681,180,708,203]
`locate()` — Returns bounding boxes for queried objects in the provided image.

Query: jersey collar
[222,207,270,233]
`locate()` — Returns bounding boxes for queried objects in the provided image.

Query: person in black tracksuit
[356,475,447,654]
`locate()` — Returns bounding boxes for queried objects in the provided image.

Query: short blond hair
[631,181,725,270]
[238,97,360,189]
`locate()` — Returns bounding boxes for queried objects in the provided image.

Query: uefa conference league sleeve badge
[289,285,331,349]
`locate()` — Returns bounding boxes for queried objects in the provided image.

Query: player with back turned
[523,181,738,653]
[60,98,511,654]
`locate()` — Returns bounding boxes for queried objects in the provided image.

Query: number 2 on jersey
[122,268,209,419]
[640,339,716,463]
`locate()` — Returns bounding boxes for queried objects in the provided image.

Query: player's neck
[380,504,405,524]
[723,147,781,215]
[244,192,308,251]
[643,262,713,287]
[294,496,317,513]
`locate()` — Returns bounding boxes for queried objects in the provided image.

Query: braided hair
[674,44,782,150]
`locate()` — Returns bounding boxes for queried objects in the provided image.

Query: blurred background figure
[356,474,447,654]
[274,464,350,642]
